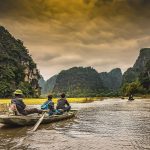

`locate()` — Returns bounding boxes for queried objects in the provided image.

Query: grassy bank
[0,97,101,105]
[140,95,150,99]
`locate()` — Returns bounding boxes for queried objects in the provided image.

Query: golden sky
[1,0,150,79]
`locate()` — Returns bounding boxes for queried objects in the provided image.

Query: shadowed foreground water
[0,99,150,150]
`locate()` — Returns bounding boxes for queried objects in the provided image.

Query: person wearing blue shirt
[41,95,55,115]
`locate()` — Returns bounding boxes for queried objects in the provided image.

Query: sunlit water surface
[0,99,150,150]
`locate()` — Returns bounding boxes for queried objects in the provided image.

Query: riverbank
[140,94,150,99]
[0,97,102,105]
[0,96,150,105]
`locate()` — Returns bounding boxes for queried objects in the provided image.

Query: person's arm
[11,99,26,115]
[41,100,49,109]
[20,100,26,109]
[65,99,70,106]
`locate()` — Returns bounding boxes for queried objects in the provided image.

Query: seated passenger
[56,93,71,112]
[128,94,134,101]
[41,94,55,115]
[11,89,42,115]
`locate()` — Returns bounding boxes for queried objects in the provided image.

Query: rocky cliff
[52,67,104,97]
[0,26,41,97]
[39,75,57,95]
[40,48,150,96]
[133,48,150,71]
[99,68,122,91]
[38,76,46,94]
[40,67,123,96]
[123,48,150,84]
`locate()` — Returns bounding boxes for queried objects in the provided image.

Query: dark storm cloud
[0,0,150,79]
[128,0,150,7]
[0,0,150,21]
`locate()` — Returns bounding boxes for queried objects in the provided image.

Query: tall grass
[0,97,101,105]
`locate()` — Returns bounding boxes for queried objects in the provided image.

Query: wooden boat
[0,110,77,126]
[128,95,134,101]
[128,98,134,101]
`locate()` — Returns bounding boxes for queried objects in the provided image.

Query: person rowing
[11,89,42,115]
[128,94,134,101]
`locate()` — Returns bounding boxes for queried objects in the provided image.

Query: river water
[0,99,150,150]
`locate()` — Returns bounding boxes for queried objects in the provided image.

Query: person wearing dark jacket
[41,95,55,115]
[128,94,134,101]
[11,89,42,115]
[56,93,71,112]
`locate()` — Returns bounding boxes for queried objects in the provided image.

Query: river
[0,99,150,150]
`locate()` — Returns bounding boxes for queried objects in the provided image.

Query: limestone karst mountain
[99,68,122,91]
[52,67,104,97]
[0,26,41,98]
[123,48,150,84]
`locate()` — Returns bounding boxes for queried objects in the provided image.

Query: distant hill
[44,75,57,94]
[123,48,150,84]
[99,68,122,91]
[52,67,104,97]
[2,25,149,98]
[0,26,41,98]
[39,49,150,97]
[38,76,46,94]
[39,75,57,95]
[40,67,123,96]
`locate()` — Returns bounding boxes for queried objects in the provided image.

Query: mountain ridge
[39,48,150,96]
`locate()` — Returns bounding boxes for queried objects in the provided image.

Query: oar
[32,112,47,132]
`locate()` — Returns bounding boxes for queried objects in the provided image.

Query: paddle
[32,112,47,132]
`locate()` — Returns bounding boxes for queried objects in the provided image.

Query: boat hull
[0,110,77,126]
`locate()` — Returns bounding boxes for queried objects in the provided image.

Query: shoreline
[0,96,149,105]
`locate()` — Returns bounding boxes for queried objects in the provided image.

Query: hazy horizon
[1,0,150,80]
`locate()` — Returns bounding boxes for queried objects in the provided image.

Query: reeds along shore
[0,97,102,105]
[0,96,149,106]
[0,97,102,112]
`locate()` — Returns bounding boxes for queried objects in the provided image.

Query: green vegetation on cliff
[139,60,150,91]
[123,48,150,84]
[40,48,149,97]
[39,68,123,97]
[52,67,104,97]
[99,68,122,91]
[122,48,150,96]
[0,26,41,98]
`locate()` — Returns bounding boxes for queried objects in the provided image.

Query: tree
[121,80,145,96]
[18,82,34,97]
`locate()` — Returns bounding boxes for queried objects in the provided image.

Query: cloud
[39,53,60,62]
[0,0,150,79]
